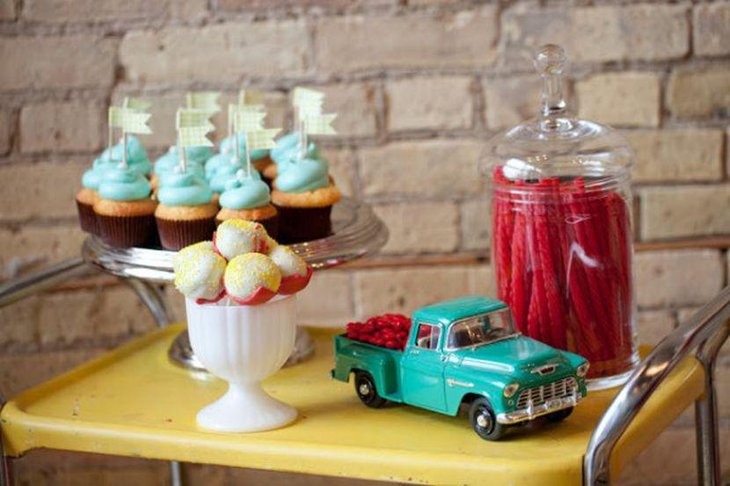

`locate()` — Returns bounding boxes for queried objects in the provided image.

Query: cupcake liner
[274,205,333,244]
[75,200,98,235]
[96,213,158,248]
[156,216,216,251]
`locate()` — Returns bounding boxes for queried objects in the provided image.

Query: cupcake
[101,136,152,177]
[152,146,212,189]
[224,252,281,305]
[173,241,226,304]
[155,171,218,251]
[217,171,279,237]
[221,132,272,174]
[271,156,341,243]
[75,157,115,234]
[93,165,157,248]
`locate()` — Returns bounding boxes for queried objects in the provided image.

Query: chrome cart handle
[584,285,730,486]
[0,257,91,308]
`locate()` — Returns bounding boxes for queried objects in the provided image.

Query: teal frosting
[275,157,329,193]
[158,163,205,186]
[157,172,213,206]
[270,132,301,164]
[154,146,213,176]
[100,136,152,176]
[204,152,234,179]
[81,157,117,190]
[210,162,261,193]
[220,133,268,161]
[270,132,324,175]
[219,173,271,209]
[98,165,151,201]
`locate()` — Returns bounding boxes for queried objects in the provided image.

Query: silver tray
[82,197,388,280]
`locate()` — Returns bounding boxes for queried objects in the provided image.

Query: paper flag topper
[246,128,280,151]
[176,108,215,130]
[187,92,221,113]
[108,106,125,128]
[293,87,324,106]
[124,97,151,112]
[109,108,152,134]
[235,110,266,132]
[178,126,214,148]
[239,89,265,106]
[303,113,336,135]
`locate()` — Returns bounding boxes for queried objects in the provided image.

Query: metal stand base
[168,327,316,373]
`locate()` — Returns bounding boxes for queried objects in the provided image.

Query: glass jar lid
[480,45,633,183]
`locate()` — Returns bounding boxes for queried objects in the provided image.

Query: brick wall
[1,0,729,484]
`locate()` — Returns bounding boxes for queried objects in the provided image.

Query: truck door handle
[439,355,447,362]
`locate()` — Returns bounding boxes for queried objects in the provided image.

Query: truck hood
[451,335,566,374]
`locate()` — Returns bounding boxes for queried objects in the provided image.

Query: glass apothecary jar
[479,45,638,389]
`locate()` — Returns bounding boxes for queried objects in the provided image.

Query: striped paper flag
[119,110,152,134]
[187,92,221,112]
[303,113,336,135]
[176,108,215,130]
[178,126,213,147]
[235,110,266,132]
[293,87,324,105]
[124,97,151,112]
[246,129,280,150]
[108,106,126,128]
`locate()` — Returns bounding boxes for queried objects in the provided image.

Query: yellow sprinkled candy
[224,253,281,299]
[215,219,269,260]
[173,242,226,300]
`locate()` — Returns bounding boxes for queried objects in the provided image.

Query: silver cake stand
[79,197,388,371]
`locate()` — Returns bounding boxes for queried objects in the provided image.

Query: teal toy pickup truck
[332,296,589,440]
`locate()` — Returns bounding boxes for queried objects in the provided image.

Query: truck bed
[332,334,404,402]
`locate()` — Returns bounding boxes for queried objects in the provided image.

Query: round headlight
[576,362,590,377]
[503,383,520,398]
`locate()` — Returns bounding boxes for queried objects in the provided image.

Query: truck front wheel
[354,371,387,408]
[469,398,507,441]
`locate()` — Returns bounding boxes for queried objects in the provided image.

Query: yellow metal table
[0,325,706,485]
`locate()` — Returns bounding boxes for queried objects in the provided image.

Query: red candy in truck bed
[345,313,411,350]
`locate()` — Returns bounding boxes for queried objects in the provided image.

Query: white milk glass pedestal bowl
[185,295,298,433]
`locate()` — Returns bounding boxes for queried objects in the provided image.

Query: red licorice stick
[526,190,546,342]
[566,187,611,361]
[494,168,515,305]
[535,180,567,349]
[569,182,619,358]
[509,182,530,333]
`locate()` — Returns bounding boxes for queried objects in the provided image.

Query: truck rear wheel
[354,371,387,408]
[469,398,507,441]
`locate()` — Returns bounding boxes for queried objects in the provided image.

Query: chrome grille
[517,377,576,409]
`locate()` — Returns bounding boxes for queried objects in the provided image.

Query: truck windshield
[446,310,517,349]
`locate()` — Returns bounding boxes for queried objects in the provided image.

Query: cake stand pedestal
[80,197,388,370]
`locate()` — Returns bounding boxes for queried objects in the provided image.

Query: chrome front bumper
[496,392,583,425]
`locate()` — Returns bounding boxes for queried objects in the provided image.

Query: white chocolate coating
[268,245,307,278]
[216,219,269,260]
[173,243,226,300]
[224,253,282,299]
